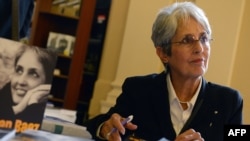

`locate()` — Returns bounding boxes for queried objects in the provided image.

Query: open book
[0,128,16,141]
[11,129,93,141]
[0,38,57,133]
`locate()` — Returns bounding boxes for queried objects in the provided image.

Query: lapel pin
[214,111,218,114]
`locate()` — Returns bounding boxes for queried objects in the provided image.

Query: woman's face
[163,18,211,80]
[11,49,46,104]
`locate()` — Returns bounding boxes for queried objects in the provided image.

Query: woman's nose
[17,74,28,85]
[192,40,204,54]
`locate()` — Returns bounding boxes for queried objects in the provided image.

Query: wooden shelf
[30,0,96,110]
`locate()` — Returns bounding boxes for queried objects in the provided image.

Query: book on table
[0,37,93,140]
[10,129,93,141]
[0,37,57,134]
[0,128,16,141]
[42,106,92,139]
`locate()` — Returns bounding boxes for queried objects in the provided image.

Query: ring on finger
[106,132,111,140]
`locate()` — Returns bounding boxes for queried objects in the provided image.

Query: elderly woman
[83,2,243,141]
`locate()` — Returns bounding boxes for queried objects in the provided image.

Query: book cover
[0,37,57,133]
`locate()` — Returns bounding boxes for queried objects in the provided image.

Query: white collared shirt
[167,73,201,135]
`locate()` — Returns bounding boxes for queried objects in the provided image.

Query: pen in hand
[106,115,134,137]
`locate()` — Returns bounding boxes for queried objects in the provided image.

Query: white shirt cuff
[96,122,107,140]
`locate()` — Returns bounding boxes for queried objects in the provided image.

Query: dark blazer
[83,71,243,141]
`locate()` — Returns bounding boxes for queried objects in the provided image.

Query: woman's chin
[12,94,24,104]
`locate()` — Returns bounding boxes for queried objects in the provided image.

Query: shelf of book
[30,0,111,124]
[30,0,96,111]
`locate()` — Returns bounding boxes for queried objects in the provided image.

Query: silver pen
[107,115,134,137]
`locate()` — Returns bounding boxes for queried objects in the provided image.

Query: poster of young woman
[0,37,57,133]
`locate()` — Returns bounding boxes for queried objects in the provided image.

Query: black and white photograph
[0,38,57,133]
[47,32,75,56]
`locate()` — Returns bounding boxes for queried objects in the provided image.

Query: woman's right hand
[100,113,138,141]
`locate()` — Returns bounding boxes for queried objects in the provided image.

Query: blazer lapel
[149,73,210,138]
[151,72,176,138]
[180,78,207,133]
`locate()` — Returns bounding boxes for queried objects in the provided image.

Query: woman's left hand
[12,84,51,114]
[27,84,51,105]
[175,129,204,141]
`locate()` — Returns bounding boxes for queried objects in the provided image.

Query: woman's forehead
[175,18,205,37]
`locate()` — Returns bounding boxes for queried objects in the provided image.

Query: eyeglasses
[168,33,213,48]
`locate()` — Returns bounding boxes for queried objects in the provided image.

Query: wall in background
[230,0,250,124]
[88,0,249,124]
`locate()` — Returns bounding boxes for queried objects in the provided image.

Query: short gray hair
[151,2,212,55]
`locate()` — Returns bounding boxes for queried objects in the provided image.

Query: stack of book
[42,106,92,139]
[51,0,81,18]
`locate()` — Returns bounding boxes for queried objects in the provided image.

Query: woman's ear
[156,47,168,63]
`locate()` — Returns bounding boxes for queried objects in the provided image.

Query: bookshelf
[29,0,96,110]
